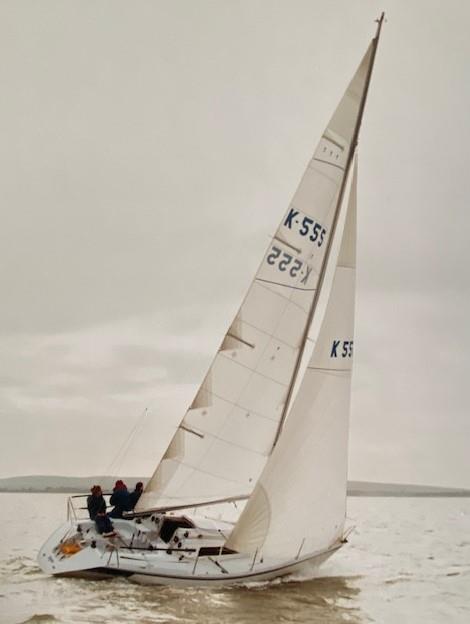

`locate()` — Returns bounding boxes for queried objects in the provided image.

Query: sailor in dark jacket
[87,485,115,536]
[129,482,144,510]
[109,480,132,518]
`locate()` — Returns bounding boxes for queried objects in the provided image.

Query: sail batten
[137,40,376,515]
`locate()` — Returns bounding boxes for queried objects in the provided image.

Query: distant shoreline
[1,475,469,498]
[1,488,469,497]
[347,491,470,498]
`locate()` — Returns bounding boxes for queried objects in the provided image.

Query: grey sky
[1,0,469,487]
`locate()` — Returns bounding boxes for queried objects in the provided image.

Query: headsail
[137,41,376,514]
[226,158,358,558]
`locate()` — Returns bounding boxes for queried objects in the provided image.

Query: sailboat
[38,14,384,585]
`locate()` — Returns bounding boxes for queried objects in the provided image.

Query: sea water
[0,493,468,623]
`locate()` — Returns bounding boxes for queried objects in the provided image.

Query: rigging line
[106,407,149,477]
[255,277,316,292]
[271,16,385,451]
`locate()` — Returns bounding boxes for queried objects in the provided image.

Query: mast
[271,13,385,450]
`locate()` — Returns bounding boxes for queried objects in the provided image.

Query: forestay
[226,159,358,559]
[137,45,373,514]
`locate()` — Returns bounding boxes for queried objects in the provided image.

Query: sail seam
[216,353,293,387]
[182,428,271,456]
[322,134,345,151]
[177,457,264,481]
[230,318,305,350]
[312,157,346,171]
[272,235,302,254]
[306,366,351,373]
[224,332,256,349]
[255,277,316,292]
[254,280,318,312]
[192,389,279,423]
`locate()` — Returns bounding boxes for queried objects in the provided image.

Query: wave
[1,556,42,582]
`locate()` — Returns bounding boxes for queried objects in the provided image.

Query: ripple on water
[1,556,43,582]
[384,575,413,585]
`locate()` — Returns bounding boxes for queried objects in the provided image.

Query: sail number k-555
[283,208,327,246]
[266,246,312,284]
[330,340,353,358]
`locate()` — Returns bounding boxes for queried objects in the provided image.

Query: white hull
[127,550,338,587]
[38,515,342,587]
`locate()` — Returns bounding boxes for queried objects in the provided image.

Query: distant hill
[0,475,147,493]
[0,475,469,497]
[347,481,470,497]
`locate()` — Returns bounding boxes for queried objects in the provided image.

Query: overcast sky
[1,0,469,488]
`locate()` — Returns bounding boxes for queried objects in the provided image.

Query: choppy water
[0,493,469,623]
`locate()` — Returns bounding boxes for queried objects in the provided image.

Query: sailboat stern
[37,521,108,577]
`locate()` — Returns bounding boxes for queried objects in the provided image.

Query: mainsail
[226,158,358,558]
[137,43,375,514]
